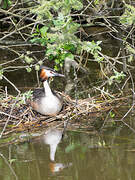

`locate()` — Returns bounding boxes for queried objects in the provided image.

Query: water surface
[0,127,135,180]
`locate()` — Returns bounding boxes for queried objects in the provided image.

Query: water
[0,127,135,180]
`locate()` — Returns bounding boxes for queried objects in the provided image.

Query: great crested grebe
[30,66,64,116]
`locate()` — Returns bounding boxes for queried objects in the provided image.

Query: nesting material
[0,88,128,137]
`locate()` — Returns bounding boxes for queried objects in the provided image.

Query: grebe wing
[33,88,45,100]
[53,90,63,102]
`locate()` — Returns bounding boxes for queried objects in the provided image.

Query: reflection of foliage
[65,142,81,153]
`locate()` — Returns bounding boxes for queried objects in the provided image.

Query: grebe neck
[43,80,53,96]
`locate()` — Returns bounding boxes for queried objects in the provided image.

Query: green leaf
[24,56,34,64]
[63,43,76,52]
[54,65,59,71]
[60,63,63,67]
[126,44,135,54]
[109,70,126,84]
[55,59,60,64]
[128,55,133,62]
[46,48,54,55]
[72,1,83,10]
[26,67,32,73]
[110,111,115,118]
[2,0,11,9]
[35,65,40,71]
[30,38,41,44]
[40,26,49,37]
[66,53,74,59]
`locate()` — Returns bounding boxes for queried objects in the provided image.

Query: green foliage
[24,56,34,64]
[109,111,115,118]
[94,0,100,5]
[30,25,49,46]
[109,70,126,85]
[31,0,83,19]
[47,42,75,70]
[22,90,33,101]
[126,44,135,54]
[65,142,80,153]
[26,67,32,73]
[20,53,34,65]
[1,0,11,9]
[20,53,38,73]
[125,44,135,62]
[128,55,134,63]
[30,0,103,70]
[31,18,79,70]
[82,40,104,62]
[35,64,40,71]
[13,90,33,107]
[120,4,135,26]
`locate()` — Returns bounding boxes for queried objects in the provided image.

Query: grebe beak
[53,72,65,77]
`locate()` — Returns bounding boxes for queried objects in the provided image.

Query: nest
[0,88,128,143]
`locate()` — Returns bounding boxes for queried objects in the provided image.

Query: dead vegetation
[0,86,131,142]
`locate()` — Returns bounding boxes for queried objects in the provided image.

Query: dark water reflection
[0,128,135,180]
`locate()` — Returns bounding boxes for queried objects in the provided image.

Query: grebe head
[40,66,65,81]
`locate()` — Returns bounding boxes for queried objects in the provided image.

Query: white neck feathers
[43,80,53,96]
